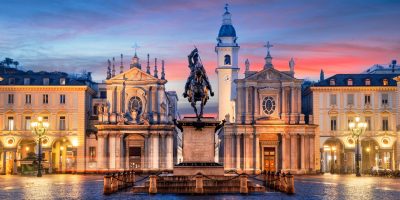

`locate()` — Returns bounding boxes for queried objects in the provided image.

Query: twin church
[0,6,317,175]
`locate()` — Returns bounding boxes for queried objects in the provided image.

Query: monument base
[173,162,224,176]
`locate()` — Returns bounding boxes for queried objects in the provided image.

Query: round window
[262,96,276,115]
[7,138,14,145]
[382,138,390,145]
[347,138,354,145]
[128,96,143,114]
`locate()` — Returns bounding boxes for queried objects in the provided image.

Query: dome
[218,24,236,37]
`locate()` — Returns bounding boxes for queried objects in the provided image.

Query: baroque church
[216,6,318,174]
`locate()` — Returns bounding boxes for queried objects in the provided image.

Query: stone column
[224,134,232,169]
[310,135,315,171]
[97,134,105,170]
[160,134,166,169]
[236,134,241,170]
[166,133,173,170]
[290,134,298,170]
[2,151,6,174]
[301,135,306,171]
[236,86,242,122]
[48,150,53,173]
[282,134,287,170]
[245,87,249,121]
[297,87,301,114]
[109,133,116,169]
[245,134,253,171]
[254,87,259,116]
[115,134,122,170]
[255,134,260,172]
[152,133,159,169]
[281,87,286,115]
[144,134,149,169]
[13,151,17,174]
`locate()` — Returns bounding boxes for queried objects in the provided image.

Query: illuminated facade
[0,66,95,174]
[217,6,318,174]
[304,73,400,173]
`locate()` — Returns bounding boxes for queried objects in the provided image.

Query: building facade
[303,73,400,173]
[0,66,95,174]
[217,6,318,174]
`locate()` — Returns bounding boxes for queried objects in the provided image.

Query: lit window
[89,147,96,162]
[24,78,30,85]
[330,79,335,86]
[364,79,371,86]
[60,94,66,104]
[382,117,389,131]
[383,79,388,86]
[43,94,49,104]
[347,79,353,86]
[365,117,371,131]
[43,78,49,85]
[60,78,66,85]
[59,116,66,130]
[8,94,14,104]
[25,116,31,130]
[8,117,14,131]
[25,94,31,104]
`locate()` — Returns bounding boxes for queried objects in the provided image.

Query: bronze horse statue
[188,66,210,120]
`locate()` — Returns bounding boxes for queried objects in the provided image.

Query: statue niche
[123,96,144,124]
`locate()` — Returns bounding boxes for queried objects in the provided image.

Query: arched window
[224,55,231,65]
[128,96,143,114]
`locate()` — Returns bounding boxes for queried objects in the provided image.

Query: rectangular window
[100,91,107,98]
[24,78,30,85]
[8,78,15,85]
[60,94,66,104]
[365,117,371,131]
[330,94,337,106]
[8,117,14,131]
[330,117,337,131]
[382,117,389,131]
[364,95,371,105]
[347,94,354,106]
[59,116,66,130]
[43,78,49,85]
[348,117,354,130]
[25,94,31,104]
[382,94,389,105]
[8,94,14,104]
[89,147,96,162]
[43,94,48,104]
[25,116,31,130]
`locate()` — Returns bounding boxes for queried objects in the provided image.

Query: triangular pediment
[107,67,164,83]
[245,68,298,82]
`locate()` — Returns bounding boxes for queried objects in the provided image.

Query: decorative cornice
[311,86,396,91]
[0,85,94,93]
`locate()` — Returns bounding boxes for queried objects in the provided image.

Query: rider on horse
[183,48,214,98]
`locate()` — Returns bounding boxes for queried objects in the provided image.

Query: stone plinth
[174,117,224,176]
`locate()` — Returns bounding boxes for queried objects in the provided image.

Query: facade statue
[182,48,214,120]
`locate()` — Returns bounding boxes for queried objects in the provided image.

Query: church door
[128,147,141,169]
[264,147,276,172]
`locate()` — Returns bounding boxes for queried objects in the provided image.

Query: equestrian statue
[183,48,214,121]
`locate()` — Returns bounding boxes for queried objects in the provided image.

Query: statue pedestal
[174,117,224,176]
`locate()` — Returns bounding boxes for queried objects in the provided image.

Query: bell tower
[215,4,239,122]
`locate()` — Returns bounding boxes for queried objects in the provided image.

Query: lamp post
[349,116,367,177]
[31,117,49,177]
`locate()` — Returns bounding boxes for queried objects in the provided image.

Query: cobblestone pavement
[0,174,399,199]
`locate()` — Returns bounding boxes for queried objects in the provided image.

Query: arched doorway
[125,134,144,170]
[322,138,344,174]
[361,139,379,173]
[51,138,77,173]
[17,138,37,175]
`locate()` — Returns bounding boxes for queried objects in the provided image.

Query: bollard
[103,175,112,195]
[149,175,157,194]
[195,174,204,194]
[275,172,280,191]
[239,174,248,194]
[132,172,136,186]
[286,173,295,194]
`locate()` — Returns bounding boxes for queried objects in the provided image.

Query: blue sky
[1,0,399,115]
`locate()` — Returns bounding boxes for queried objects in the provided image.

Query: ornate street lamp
[31,117,49,177]
[349,116,367,177]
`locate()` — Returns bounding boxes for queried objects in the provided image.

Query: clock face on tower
[224,75,230,81]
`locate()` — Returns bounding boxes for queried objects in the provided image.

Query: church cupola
[218,4,236,38]
[130,44,142,69]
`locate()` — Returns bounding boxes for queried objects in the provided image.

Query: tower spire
[245,59,250,72]
[161,60,165,80]
[320,69,325,82]
[154,58,158,78]
[146,54,151,74]
[106,59,111,79]
[112,57,116,77]
[120,54,124,74]
[263,41,274,69]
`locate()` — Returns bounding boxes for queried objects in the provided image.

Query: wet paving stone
[0,174,399,199]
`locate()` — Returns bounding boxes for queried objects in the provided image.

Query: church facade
[216,7,318,174]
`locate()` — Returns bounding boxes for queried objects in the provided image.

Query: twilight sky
[1,0,399,115]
